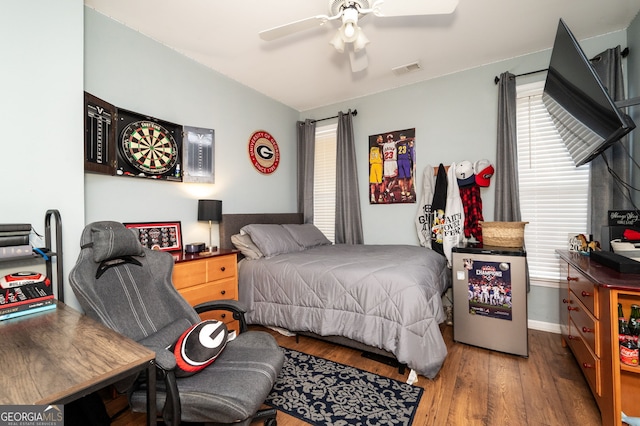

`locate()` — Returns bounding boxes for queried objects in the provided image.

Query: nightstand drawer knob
[220,290,226,295]
[221,313,226,318]
[220,266,226,272]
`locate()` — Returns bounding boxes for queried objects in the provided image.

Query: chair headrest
[82,221,145,263]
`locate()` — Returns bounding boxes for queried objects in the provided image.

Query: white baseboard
[528,319,561,334]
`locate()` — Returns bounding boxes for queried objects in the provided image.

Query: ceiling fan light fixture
[340,6,360,42]
[330,30,346,53]
[353,28,369,52]
[261,0,456,74]
[344,22,356,39]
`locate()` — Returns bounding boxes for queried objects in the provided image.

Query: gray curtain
[335,110,364,244]
[297,119,316,224]
[587,46,632,241]
[494,71,522,221]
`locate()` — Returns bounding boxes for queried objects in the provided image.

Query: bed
[220,213,451,379]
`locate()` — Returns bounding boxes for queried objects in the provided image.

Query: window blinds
[516,81,590,283]
[313,124,337,243]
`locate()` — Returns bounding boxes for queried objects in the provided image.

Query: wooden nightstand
[172,249,239,334]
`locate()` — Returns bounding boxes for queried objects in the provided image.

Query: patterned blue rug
[266,348,423,425]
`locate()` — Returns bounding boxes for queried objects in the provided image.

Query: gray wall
[1,0,84,308]
[83,8,300,247]
[2,2,637,327]
[301,25,630,331]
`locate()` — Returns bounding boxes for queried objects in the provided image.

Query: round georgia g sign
[248,130,280,174]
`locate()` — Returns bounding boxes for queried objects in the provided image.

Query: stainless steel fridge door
[452,251,528,357]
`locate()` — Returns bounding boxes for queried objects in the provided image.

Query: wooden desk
[0,301,156,425]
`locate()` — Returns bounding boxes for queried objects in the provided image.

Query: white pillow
[230,233,264,260]
[282,224,332,249]
[240,224,302,258]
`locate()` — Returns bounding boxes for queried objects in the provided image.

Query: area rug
[266,348,423,425]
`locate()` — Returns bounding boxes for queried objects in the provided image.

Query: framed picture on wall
[124,221,182,252]
[369,127,416,204]
[183,125,215,183]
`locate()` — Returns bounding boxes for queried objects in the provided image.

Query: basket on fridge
[479,221,528,248]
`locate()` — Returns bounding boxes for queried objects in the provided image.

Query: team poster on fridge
[465,259,513,321]
[368,128,416,204]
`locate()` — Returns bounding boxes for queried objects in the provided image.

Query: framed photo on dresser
[124,221,182,252]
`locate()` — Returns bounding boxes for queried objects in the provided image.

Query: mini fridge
[451,244,529,357]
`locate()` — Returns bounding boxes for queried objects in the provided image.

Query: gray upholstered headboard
[219,213,304,250]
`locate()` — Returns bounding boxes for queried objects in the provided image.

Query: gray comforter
[238,244,451,379]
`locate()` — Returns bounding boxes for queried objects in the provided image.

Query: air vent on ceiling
[392,61,422,76]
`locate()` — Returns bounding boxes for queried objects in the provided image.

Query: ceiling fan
[259,0,459,73]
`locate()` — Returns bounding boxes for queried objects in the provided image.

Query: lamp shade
[198,200,222,222]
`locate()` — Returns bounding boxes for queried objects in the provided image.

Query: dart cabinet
[84,92,184,182]
[84,92,117,175]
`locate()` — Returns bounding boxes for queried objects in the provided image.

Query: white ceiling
[84,0,640,112]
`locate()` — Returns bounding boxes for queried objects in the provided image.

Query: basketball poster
[464,259,513,321]
[368,128,416,204]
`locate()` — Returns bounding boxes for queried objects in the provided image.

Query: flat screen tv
[543,18,635,167]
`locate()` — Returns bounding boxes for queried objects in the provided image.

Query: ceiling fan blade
[349,47,368,73]
[373,0,458,17]
[259,15,333,41]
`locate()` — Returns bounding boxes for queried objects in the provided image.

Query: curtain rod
[494,69,547,85]
[310,109,358,123]
[493,47,629,85]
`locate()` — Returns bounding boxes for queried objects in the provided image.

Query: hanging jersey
[416,164,436,248]
[460,185,484,242]
[443,162,465,266]
[431,164,448,257]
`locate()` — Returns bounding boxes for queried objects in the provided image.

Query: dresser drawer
[172,261,206,290]
[206,255,237,281]
[568,266,598,318]
[178,277,238,306]
[568,317,600,396]
[568,292,599,357]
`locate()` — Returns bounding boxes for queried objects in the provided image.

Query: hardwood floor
[105,324,602,426]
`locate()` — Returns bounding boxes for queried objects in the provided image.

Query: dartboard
[120,120,179,175]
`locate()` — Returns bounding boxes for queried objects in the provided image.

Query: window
[516,81,590,284]
[313,123,337,242]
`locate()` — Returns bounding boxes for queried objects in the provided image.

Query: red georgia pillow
[172,320,229,377]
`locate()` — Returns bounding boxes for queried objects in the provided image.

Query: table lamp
[198,199,222,252]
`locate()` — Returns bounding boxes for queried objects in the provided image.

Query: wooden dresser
[171,249,239,333]
[557,250,640,426]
